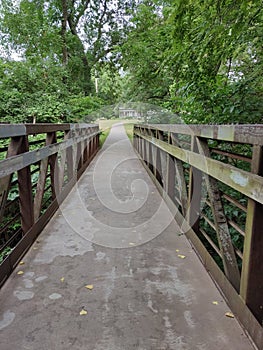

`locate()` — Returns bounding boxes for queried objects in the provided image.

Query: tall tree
[121,0,263,123]
[0,0,133,95]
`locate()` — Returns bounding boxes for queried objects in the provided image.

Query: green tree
[121,0,263,124]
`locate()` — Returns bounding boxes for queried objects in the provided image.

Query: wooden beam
[171,133,188,216]
[33,133,56,221]
[134,131,263,205]
[155,130,163,186]
[17,136,34,233]
[187,136,202,233]
[48,132,59,201]
[0,131,100,178]
[0,137,24,222]
[136,124,263,145]
[240,145,263,324]
[196,137,240,291]
[165,132,175,200]
[0,125,26,138]
[136,153,263,349]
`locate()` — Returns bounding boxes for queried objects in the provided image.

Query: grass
[123,123,134,142]
[96,118,139,146]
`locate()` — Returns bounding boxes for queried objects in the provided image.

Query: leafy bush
[68,95,104,122]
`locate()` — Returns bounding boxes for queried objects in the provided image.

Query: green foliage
[0,247,12,263]
[121,0,263,124]
[69,95,104,122]
[0,0,134,122]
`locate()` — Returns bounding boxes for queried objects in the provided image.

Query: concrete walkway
[0,124,255,350]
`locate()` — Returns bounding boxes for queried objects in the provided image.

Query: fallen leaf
[212,301,218,305]
[33,247,38,250]
[129,242,135,246]
[17,271,24,275]
[178,254,186,259]
[85,285,94,290]
[80,309,88,316]
[60,277,65,282]
[176,249,180,252]
[225,312,235,318]
[19,261,25,265]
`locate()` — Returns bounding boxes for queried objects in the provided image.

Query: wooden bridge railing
[134,124,263,349]
[0,123,100,286]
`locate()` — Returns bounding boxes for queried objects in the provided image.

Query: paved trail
[0,124,254,349]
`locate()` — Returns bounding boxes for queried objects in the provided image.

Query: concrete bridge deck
[0,124,255,349]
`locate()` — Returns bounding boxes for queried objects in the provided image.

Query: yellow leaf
[225,312,234,318]
[17,271,24,275]
[33,247,38,250]
[85,285,93,290]
[19,261,25,265]
[80,309,88,316]
[178,254,186,259]
[176,249,180,252]
[212,301,218,305]
[129,242,135,246]
[60,277,65,282]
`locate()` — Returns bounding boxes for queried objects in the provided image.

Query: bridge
[0,122,262,349]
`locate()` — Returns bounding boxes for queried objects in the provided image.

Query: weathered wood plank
[25,123,98,135]
[165,133,175,200]
[240,145,263,324]
[33,133,55,221]
[48,132,59,201]
[0,125,26,138]
[171,133,188,216]
[137,151,263,350]
[155,130,163,186]
[17,136,34,233]
[0,131,100,178]
[187,136,203,233]
[0,137,24,222]
[134,131,263,205]
[135,124,263,145]
[196,137,240,291]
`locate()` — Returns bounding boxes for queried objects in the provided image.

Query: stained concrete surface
[0,124,255,350]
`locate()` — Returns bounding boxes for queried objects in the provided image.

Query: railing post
[143,128,148,165]
[47,132,59,201]
[83,129,89,164]
[66,130,74,182]
[0,137,24,223]
[166,132,175,200]
[187,136,202,233]
[171,133,188,216]
[34,133,57,221]
[17,135,34,233]
[155,130,163,186]
[76,128,82,171]
[148,128,154,173]
[138,127,142,156]
[196,137,240,291]
[240,145,263,324]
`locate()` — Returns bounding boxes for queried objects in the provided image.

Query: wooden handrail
[0,123,100,286]
[134,124,263,349]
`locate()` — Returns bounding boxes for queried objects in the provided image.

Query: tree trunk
[61,0,69,66]
[67,14,93,95]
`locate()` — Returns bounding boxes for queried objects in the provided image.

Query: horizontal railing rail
[134,124,263,349]
[0,123,100,286]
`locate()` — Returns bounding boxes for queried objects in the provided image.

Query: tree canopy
[121,0,263,123]
[0,0,262,124]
